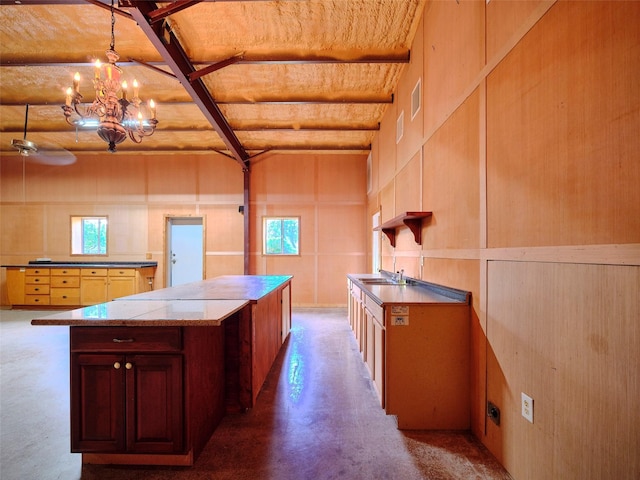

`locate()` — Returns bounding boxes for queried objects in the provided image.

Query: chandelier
[62,0,157,153]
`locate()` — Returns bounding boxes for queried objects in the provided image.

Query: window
[71,216,108,255]
[263,217,299,255]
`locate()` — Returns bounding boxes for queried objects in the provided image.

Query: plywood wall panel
[200,205,244,253]
[486,0,554,62]
[423,89,480,250]
[377,103,397,189]
[379,179,395,224]
[396,12,424,169]
[93,155,147,202]
[197,154,244,204]
[0,205,45,254]
[395,151,422,215]
[147,155,199,203]
[318,205,366,254]
[251,154,316,204]
[422,0,484,137]
[317,155,367,203]
[487,261,640,480]
[0,157,26,202]
[205,255,244,279]
[487,1,640,247]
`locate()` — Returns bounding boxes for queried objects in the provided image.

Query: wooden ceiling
[0,0,426,167]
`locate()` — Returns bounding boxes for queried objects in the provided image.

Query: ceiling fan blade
[10,104,77,166]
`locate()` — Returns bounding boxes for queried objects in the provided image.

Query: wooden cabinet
[70,326,184,455]
[347,277,470,430]
[51,268,80,306]
[25,267,51,306]
[363,297,385,408]
[107,268,136,301]
[80,269,108,305]
[4,265,156,307]
[80,268,136,305]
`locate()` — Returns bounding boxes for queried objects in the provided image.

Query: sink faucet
[398,269,405,284]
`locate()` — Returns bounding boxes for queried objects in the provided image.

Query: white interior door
[166,217,204,287]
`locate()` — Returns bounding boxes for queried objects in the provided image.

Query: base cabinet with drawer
[347,276,470,430]
[70,325,226,465]
[4,265,156,308]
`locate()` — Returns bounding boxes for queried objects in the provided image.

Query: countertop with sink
[347,271,470,306]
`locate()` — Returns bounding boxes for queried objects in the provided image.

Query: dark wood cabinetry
[70,327,184,455]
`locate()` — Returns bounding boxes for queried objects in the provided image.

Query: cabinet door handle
[114,362,121,369]
[125,362,133,370]
[112,338,135,343]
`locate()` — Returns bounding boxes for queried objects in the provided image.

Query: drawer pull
[34,288,40,292]
[114,362,121,369]
[63,280,67,284]
[125,362,133,370]
[113,338,135,343]
[34,279,40,282]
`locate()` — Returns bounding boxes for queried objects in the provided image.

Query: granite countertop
[31,299,249,327]
[3,261,157,268]
[348,273,470,306]
[119,275,293,302]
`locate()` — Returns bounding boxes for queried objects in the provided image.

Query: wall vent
[411,78,422,120]
[396,110,404,144]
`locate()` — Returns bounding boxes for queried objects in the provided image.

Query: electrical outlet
[521,392,534,423]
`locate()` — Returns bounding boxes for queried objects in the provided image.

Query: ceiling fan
[11,104,76,166]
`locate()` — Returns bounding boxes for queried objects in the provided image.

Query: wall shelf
[375,211,432,247]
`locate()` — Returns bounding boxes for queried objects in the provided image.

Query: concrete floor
[1,307,511,480]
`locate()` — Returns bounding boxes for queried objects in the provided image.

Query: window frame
[262,216,300,256]
[71,215,109,256]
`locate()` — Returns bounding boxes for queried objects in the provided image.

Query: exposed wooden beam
[0,53,409,67]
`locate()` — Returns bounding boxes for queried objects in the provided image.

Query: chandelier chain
[110,0,115,51]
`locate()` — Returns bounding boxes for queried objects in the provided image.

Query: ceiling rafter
[0,54,409,68]
[145,0,204,24]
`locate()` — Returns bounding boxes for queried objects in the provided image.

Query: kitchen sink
[358,278,400,285]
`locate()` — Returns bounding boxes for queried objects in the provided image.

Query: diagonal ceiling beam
[122,0,249,167]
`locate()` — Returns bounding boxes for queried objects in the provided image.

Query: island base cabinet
[71,353,184,455]
[69,325,227,466]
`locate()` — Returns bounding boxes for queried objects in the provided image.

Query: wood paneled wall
[249,153,367,306]
[371,1,640,479]
[1,151,367,306]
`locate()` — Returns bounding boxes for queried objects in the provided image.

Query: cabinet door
[108,277,136,301]
[71,353,125,453]
[125,354,184,454]
[364,307,375,376]
[373,319,385,408]
[81,277,108,305]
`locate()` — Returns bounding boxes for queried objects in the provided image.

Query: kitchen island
[31,275,292,466]
[347,272,471,430]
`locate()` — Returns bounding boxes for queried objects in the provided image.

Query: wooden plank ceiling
[0,0,425,166]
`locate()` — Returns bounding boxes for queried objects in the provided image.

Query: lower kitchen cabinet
[3,264,156,308]
[71,353,183,454]
[69,324,227,465]
[347,276,470,430]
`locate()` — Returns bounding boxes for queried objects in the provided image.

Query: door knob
[125,362,133,370]
[114,362,121,369]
